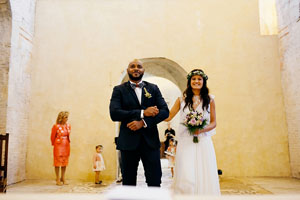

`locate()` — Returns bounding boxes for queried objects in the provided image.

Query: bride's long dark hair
[183,69,210,111]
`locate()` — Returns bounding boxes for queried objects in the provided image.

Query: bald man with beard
[109,59,169,186]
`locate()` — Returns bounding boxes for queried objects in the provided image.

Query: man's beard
[128,73,144,81]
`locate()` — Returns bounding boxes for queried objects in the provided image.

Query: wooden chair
[0,133,9,193]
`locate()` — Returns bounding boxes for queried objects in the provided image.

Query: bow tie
[130,82,145,89]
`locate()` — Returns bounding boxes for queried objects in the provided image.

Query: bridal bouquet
[182,111,207,143]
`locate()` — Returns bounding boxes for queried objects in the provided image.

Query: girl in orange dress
[51,111,71,186]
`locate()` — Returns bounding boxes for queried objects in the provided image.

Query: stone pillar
[6,0,36,184]
[276,0,300,178]
[0,0,11,134]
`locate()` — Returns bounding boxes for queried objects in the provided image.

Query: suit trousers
[120,136,162,187]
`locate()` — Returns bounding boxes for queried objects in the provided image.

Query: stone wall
[2,0,298,183]
[26,0,290,180]
[6,0,36,184]
[0,0,11,134]
[276,0,300,178]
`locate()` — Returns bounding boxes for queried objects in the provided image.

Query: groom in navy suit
[109,59,169,186]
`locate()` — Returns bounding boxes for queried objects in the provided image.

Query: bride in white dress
[165,69,220,195]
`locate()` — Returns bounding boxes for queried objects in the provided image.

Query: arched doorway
[120,57,187,91]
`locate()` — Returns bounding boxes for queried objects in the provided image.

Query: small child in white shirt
[93,145,106,184]
[165,139,176,177]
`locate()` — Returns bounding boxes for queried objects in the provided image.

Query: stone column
[0,0,11,134]
[276,0,300,178]
[6,0,36,184]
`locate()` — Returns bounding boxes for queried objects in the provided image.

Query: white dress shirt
[130,80,147,127]
[130,80,142,105]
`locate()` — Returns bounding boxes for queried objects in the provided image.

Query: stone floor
[6,159,300,195]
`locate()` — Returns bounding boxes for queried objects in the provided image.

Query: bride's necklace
[192,95,201,109]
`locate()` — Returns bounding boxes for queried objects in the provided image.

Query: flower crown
[187,70,208,80]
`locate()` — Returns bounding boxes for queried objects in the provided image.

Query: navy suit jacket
[109,81,169,151]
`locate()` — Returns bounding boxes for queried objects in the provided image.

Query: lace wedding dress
[174,96,220,195]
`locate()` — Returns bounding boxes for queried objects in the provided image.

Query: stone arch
[120,57,187,92]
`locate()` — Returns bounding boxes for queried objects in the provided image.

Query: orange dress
[51,123,71,167]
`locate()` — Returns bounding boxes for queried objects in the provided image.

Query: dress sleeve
[171,129,175,136]
[68,124,71,143]
[179,96,183,103]
[50,125,57,146]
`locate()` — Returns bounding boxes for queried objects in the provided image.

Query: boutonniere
[144,88,152,98]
